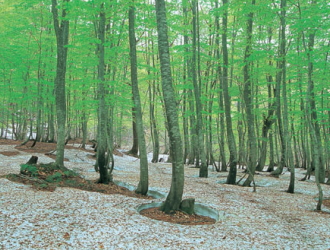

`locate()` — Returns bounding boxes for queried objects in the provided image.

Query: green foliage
[38,183,49,189]
[0,0,329,183]
[63,170,78,177]
[45,172,63,183]
[20,164,38,177]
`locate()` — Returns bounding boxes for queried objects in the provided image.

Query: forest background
[0,0,329,204]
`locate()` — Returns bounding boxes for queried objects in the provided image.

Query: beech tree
[128,1,148,195]
[221,0,238,184]
[51,0,70,167]
[242,0,257,187]
[95,2,112,184]
[155,0,185,213]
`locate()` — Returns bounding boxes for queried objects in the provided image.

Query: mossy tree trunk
[155,0,185,213]
[129,2,148,195]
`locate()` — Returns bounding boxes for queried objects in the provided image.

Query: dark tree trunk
[220,0,238,183]
[96,3,111,184]
[51,0,70,167]
[128,106,139,156]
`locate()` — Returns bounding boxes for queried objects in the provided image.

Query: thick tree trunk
[51,0,70,167]
[156,0,185,214]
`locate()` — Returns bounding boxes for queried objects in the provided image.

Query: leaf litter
[0,139,330,249]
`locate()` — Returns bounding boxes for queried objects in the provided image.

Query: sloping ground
[0,139,329,249]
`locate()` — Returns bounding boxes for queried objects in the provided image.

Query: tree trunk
[156,0,185,213]
[129,2,149,195]
[242,0,257,187]
[147,35,159,164]
[96,3,111,184]
[149,82,160,163]
[256,29,276,172]
[191,0,208,178]
[51,0,70,167]
[221,0,238,182]
[128,106,139,156]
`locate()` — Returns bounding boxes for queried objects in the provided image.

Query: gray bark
[129,2,149,195]
[242,0,257,187]
[96,3,111,184]
[156,0,185,213]
[51,0,70,167]
[191,0,207,177]
[221,0,238,183]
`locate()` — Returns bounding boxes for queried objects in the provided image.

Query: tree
[221,0,238,184]
[155,0,186,213]
[95,2,112,184]
[302,0,324,209]
[191,0,208,178]
[128,1,149,195]
[242,0,257,187]
[51,0,70,167]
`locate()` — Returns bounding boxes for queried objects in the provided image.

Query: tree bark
[191,0,208,177]
[51,0,70,167]
[128,106,139,156]
[96,3,111,184]
[242,0,257,187]
[221,0,238,183]
[156,0,185,213]
[129,2,149,195]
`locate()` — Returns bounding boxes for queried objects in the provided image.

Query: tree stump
[26,156,38,165]
[180,198,195,215]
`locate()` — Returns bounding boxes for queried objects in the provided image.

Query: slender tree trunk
[81,112,88,149]
[182,88,190,164]
[128,106,139,156]
[96,3,111,184]
[129,2,148,195]
[191,0,207,177]
[221,0,238,183]
[150,84,160,163]
[305,34,325,183]
[256,28,276,171]
[182,2,190,164]
[147,35,159,163]
[242,0,257,187]
[187,89,197,165]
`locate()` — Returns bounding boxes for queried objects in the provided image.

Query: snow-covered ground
[0,143,329,250]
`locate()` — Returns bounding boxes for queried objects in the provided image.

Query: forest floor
[0,138,330,250]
